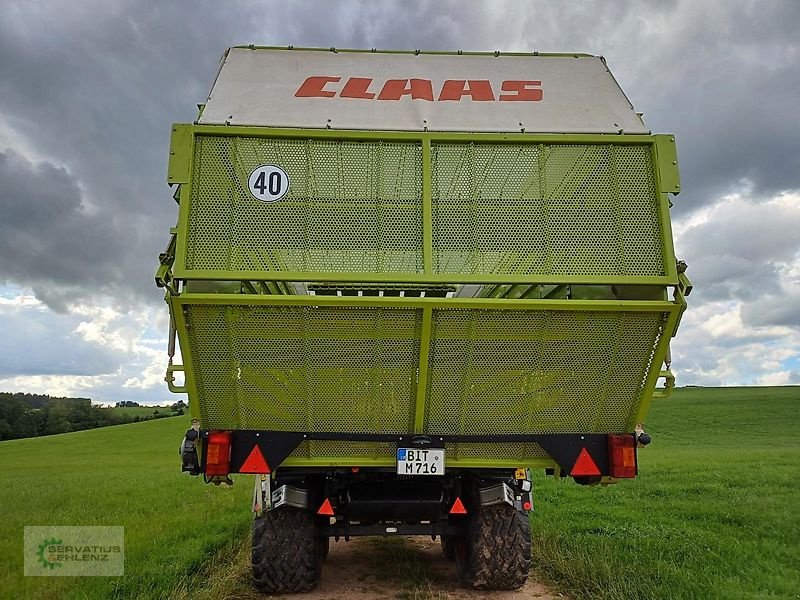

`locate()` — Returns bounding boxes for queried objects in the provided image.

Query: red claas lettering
[294,76,341,97]
[377,79,435,101]
[295,76,543,101]
[499,80,543,101]
[438,80,495,101]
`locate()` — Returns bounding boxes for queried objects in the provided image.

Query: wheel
[252,507,322,593]
[440,535,456,561]
[321,535,330,561]
[457,503,532,590]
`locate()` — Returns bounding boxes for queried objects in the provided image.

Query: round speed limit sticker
[247,165,290,202]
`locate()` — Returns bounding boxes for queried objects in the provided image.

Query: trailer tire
[321,535,330,561]
[252,507,322,593]
[441,535,456,561]
[458,504,531,590]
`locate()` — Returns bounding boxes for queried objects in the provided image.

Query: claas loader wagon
[156,46,690,592]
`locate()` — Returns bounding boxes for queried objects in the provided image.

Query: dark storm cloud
[0,0,798,311]
[0,150,122,311]
[0,1,254,309]
[628,1,800,212]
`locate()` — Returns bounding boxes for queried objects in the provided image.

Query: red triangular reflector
[449,497,467,514]
[317,498,335,516]
[570,448,601,476]
[240,445,270,474]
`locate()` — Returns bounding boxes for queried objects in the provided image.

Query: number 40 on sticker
[247,165,290,202]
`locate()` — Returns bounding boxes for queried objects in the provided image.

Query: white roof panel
[199,47,648,134]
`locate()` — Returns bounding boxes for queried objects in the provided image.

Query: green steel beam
[167,124,193,184]
[173,292,680,314]
[413,307,433,433]
[421,137,433,274]
[171,270,677,287]
[173,177,192,282]
[168,296,201,414]
[179,123,658,145]
[660,192,679,281]
[633,304,683,427]
[653,134,680,194]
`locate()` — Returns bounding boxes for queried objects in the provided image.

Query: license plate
[396,448,445,475]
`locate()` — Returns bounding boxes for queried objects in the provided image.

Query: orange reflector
[449,497,467,515]
[570,448,601,477]
[205,431,232,476]
[608,434,638,478]
[239,444,270,474]
[317,498,335,516]
[622,447,635,467]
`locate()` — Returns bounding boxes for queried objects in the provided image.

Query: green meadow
[0,416,251,599]
[531,386,800,600]
[0,387,798,599]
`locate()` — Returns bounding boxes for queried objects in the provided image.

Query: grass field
[1,387,798,599]
[0,415,251,600]
[531,386,800,600]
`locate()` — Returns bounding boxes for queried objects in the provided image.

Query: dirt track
[270,536,564,600]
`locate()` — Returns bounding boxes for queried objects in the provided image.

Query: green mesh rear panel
[423,309,664,434]
[184,137,665,278]
[184,304,664,445]
[430,143,664,276]
[178,132,673,463]
[185,305,421,433]
[187,136,423,273]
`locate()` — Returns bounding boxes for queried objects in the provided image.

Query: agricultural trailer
[157,46,691,592]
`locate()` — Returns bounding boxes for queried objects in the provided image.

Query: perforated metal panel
[182,136,665,280]
[431,143,664,276]
[170,128,681,466]
[187,136,423,273]
[424,309,664,435]
[183,302,664,445]
[185,304,421,432]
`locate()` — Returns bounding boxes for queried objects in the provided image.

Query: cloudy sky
[1,1,798,404]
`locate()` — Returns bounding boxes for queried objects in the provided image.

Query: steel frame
[160,122,686,471]
[167,125,681,286]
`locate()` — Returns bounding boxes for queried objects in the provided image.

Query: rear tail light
[205,431,232,476]
[608,434,637,478]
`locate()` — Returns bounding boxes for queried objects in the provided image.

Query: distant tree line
[0,393,186,441]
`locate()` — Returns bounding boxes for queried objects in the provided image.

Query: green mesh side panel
[185,305,421,433]
[431,143,665,276]
[423,309,664,435]
[184,303,664,458]
[187,136,423,273]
